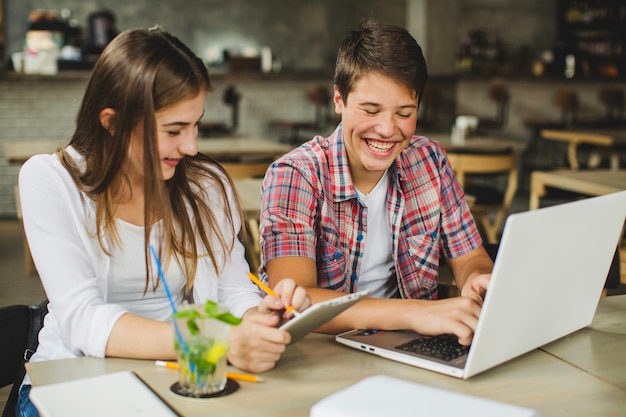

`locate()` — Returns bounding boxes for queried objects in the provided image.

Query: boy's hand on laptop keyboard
[446,245,493,307]
[414,296,482,346]
[461,272,491,306]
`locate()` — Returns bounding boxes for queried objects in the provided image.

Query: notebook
[336,190,626,379]
[29,371,182,417]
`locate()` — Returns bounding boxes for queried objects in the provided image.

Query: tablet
[280,290,370,344]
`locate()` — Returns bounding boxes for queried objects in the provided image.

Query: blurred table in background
[196,137,292,161]
[426,133,527,154]
[529,169,626,210]
[4,137,293,165]
[3,140,63,165]
[540,128,626,170]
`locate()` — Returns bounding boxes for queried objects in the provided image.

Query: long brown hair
[60,27,242,295]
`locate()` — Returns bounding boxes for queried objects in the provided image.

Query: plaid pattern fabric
[259,125,481,300]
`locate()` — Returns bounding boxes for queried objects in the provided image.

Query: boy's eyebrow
[358,101,417,110]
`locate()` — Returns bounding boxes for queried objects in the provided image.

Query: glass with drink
[172,301,240,396]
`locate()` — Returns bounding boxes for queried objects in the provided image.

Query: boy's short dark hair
[334,19,428,104]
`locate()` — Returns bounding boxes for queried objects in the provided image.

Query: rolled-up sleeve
[260,160,319,263]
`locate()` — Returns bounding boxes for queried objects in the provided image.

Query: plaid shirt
[259,125,482,300]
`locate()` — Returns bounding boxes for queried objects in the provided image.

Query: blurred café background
[2,4,626,413]
[0,0,625,218]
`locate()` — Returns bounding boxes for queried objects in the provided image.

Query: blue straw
[150,245,205,387]
[149,245,188,353]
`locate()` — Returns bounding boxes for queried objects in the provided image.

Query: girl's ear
[99,108,116,133]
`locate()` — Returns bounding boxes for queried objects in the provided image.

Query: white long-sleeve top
[18,148,262,371]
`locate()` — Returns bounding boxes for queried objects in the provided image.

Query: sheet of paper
[310,375,539,417]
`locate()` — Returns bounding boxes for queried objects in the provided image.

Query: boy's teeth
[366,139,393,151]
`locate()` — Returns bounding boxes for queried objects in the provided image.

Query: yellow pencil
[247,272,301,316]
[155,360,264,383]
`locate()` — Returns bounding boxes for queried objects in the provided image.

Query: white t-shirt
[355,171,399,299]
[108,219,186,321]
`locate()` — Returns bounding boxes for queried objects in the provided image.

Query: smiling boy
[259,19,493,346]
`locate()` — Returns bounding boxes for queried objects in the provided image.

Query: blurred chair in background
[198,85,241,137]
[453,80,510,135]
[476,80,511,134]
[270,84,334,145]
[599,87,624,125]
[553,89,580,128]
[521,89,580,190]
[446,147,518,245]
[416,84,442,132]
[580,87,626,129]
[221,160,271,181]
[221,161,272,273]
[524,89,580,134]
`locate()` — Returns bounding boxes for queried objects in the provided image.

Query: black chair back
[0,301,47,417]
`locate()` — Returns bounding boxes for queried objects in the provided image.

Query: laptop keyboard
[395,334,470,361]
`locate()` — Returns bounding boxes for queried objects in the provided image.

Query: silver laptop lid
[465,191,626,378]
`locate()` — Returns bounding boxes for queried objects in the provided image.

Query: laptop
[336,191,626,379]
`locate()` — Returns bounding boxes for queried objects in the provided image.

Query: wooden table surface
[541,294,626,391]
[26,295,626,417]
[529,169,626,210]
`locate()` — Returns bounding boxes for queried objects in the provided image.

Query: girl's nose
[180,130,198,156]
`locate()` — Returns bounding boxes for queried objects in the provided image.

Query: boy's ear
[99,108,116,133]
[333,85,344,115]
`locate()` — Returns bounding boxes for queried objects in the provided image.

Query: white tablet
[280,290,370,344]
